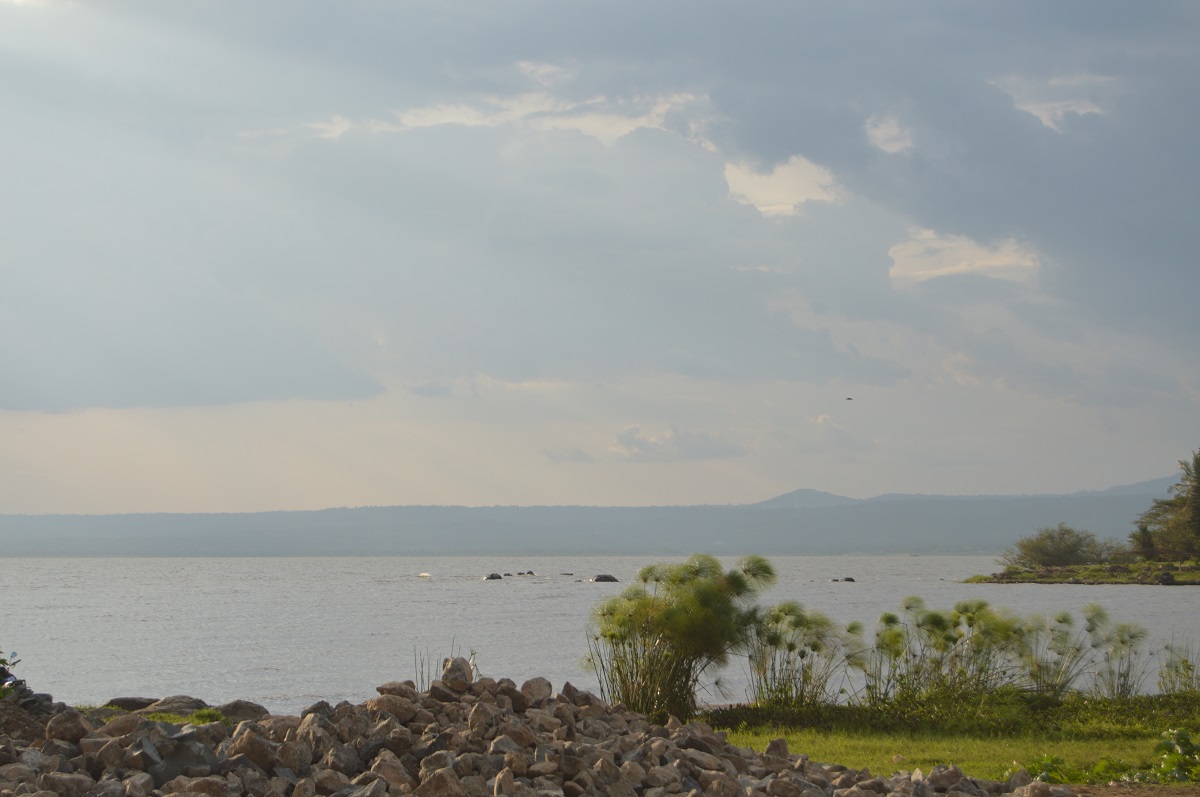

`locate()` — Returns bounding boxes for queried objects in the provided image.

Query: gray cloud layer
[2,1,1196,436]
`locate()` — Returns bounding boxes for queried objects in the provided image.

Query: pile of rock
[0,659,1073,797]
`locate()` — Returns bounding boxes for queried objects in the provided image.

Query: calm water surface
[2,555,1197,714]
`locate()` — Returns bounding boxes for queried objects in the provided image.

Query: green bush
[1000,523,1123,570]
[586,553,775,722]
[1153,728,1200,782]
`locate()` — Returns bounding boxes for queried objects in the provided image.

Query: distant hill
[751,488,860,509]
[0,477,1173,557]
[1070,475,1177,497]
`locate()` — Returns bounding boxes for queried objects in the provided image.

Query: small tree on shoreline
[1132,448,1200,559]
[1000,522,1122,570]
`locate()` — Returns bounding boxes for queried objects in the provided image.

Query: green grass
[723,727,1156,782]
[706,692,1200,784]
[74,704,230,726]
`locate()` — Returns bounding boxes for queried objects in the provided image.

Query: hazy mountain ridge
[0,477,1173,557]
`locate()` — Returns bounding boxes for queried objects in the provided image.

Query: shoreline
[1,663,1078,797]
[966,560,1200,585]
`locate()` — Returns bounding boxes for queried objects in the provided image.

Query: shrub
[586,554,775,722]
[1000,523,1123,570]
[1153,728,1200,782]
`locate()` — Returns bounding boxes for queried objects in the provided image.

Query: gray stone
[35,770,95,797]
[321,741,364,777]
[123,771,156,797]
[227,727,281,773]
[105,697,158,711]
[346,778,389,797]
[1012,783,1052,797]
[0,703,47,742]
[415,766,467,797]
[312,766,351,794]
[442,657,474,692]
[217,699,271,723]
[376,681,420,700]
[139,695,210,715]
[519,678,552,707]
[925,765,965,791]
[98,712,146,737]
[44,710,93,744]
[429,680,463,703]
[148,739,218,786]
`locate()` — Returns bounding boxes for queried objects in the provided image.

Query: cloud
[304,115,353,140]
[990,74,1120,133]
[888,228,1040,288]
[724,155,838,216]
[865,114,913,154]
[368,88,716,148]
[610,425,745,462]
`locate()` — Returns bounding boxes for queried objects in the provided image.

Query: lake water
[2,555,1197,714]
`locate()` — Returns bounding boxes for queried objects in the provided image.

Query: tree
[1133,448,1200,558]
[999,522,1120,569]
[1129,521,1157,560]
[586,554,775,721]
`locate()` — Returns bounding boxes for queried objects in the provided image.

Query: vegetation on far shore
[966,558,1200,585]
[971,447,1200,585]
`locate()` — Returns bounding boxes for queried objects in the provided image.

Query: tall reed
[746,601,863,708]
[1158,640,1200,694]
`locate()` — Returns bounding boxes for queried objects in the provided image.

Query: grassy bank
[966,560,1200,585]
[702,693,1200,784]
[721,728,1154,782]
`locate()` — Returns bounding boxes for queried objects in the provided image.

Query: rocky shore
[0,659,1072,797]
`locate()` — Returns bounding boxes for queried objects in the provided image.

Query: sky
[2,1,1198,514]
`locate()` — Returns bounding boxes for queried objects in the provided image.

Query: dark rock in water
[485,573,503,580]
[302,699,334,718]
[830,578,840,582]
[218,699,271,723]
[561,572,573,575]
[843,577,856,582]
[591,574,619,582]
[503,572,513,577]
[105,696,157,711]
[139,695,209,715]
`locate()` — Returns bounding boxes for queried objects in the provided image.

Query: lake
[2,555,1196,714]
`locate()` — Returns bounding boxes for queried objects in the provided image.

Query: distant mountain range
[755,476,1178,508]
[0,476,1176,557]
